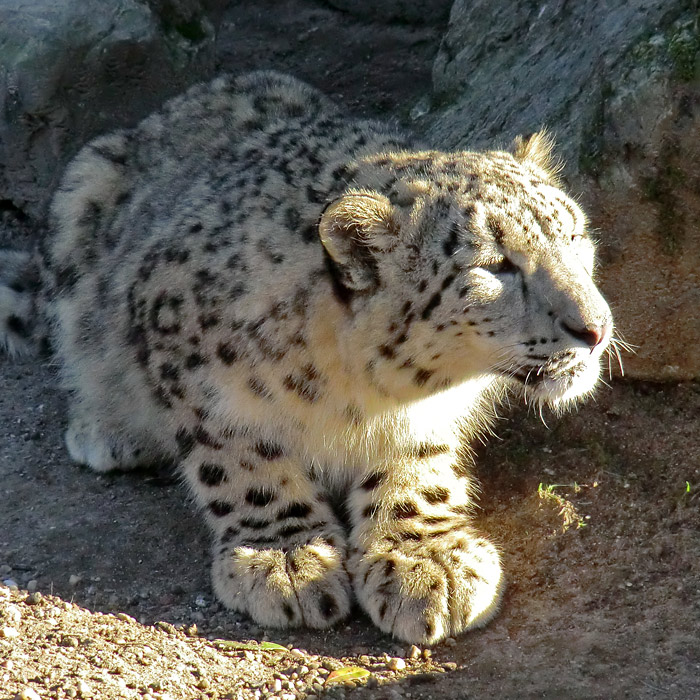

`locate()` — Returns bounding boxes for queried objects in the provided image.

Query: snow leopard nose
[561,320,611,349]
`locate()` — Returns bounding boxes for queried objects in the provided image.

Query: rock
[427,0,700,379]
[0,0,220,223]
[387,656,406,671]
[14,689,41,700]
[324,1,452,25]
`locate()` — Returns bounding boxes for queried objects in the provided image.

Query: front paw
[351,528,503,644]
[212,536,352,629]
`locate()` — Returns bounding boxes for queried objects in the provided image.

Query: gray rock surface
[0,0,219,222]
[426,0,700,379]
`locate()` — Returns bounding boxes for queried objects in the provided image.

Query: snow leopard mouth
[511,359,584,386]
[506,351,601,407]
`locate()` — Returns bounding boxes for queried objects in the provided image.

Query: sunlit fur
[0,72,612,644]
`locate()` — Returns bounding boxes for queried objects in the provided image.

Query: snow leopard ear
[319,190,398,293]
[512,130,562,183]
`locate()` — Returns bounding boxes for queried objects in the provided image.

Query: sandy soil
[1,2,699,699]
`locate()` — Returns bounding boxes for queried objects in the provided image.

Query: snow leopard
[0,72,613,644]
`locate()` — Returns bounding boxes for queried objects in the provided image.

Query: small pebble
[3,579,18,589]
[1,626,19,639]
[196,679,210,690]
[443,661,458,671]
[444,637,457,647]
[407,645,421,660]
[185,623,198,637]
[272,679,283,692]
[0,564,11,575]
[2,659,14,670]
[387,657,406,671]
[14,689,41,700]
[422,648,432,660]
[68,574,82,587]
[25,592,43,605]
[26,579,38,592]
[76,680,92,697]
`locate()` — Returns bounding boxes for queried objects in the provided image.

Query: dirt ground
[1,2,699,699]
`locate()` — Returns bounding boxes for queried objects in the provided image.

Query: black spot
[77,200,103,231]
[378,600,388,620]
[278,523,306,538]
[319,593,338,620]
[209,500,233,517]
[416,443,449,458]
[285,207,300,230]
[245,488,276,507]
[282,603,295,621]
[441,273,457,291]
[255,441,284,460]
[421,292,442,320]
[220,526,239,543]
[359,471,386,491]
[421,486,450,504]
[300,223,317,243]
[417,279,428,293]
[194,425,223,449]
[414,368,434,386]
[399,530,422,541]
[185,353,206,369]
[277,502,312,520]
[247,377,272,399]
[199,462,227,487]
[6,315,28,337]
[55,265,79,292]
[217,342,239,365]
[240,517,270,530]
[167,247,191,264]
[392,501,419,519]
[443,223,460,257]
[378,344,396,359]
[283,372,318,403]
[198,313,220,330]
[175,427,195,456]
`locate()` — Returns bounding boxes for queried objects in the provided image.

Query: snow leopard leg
[179,426,352,629]
[347,446,504,645]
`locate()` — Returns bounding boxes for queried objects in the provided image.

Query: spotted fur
[0,72,613,644]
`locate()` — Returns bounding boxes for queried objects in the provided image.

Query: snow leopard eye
[483,257,518,275]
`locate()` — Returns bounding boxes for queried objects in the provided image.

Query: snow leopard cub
[0,72,613,644]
